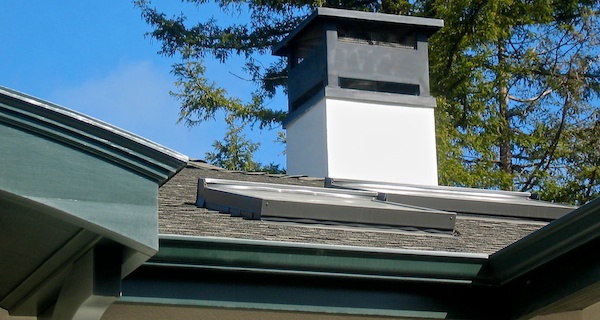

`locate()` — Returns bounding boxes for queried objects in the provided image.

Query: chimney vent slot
[339,78,420,96]
[338,23,416,49]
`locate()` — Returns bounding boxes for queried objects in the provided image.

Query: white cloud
[50,61,221,159]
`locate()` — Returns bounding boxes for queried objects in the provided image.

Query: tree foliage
[425,0,600,204]
[135,0,600,204]
[205,113,261,171]
[206,113,286,172]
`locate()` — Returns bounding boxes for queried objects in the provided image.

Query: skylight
[325,178,575,221]
[196,178,456,231]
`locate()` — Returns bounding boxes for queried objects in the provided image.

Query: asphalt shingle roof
[158,161,547,255]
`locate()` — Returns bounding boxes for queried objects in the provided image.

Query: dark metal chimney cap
[273,7,444,56]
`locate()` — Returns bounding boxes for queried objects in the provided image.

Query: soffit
[0,188,102,315]
[0,87,188,317]
[103,303,406,320]
[0,190,93,301]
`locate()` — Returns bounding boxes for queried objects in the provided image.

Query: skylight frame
[197,178,456,231]
[325,178,576,221]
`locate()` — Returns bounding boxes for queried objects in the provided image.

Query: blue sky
[0,1,286,166]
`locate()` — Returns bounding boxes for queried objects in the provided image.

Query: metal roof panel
[325,178,576,220]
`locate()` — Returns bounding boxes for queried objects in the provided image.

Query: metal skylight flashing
[325,178,576,221]
[197,178,456,231]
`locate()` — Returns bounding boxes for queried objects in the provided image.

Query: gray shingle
[159,162,545,254]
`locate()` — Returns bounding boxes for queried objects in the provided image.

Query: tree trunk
[497,42,512,175]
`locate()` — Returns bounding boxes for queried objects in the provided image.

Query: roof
[2,85,598,319]
[140,161,600,319]
[158,161,550,255]
[0,86,188,185]
[0,86,188,317]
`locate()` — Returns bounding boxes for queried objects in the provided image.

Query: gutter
[152,194,600,287]
[125,197,600,319]
[490,196,600,285]
[149,235,491,285]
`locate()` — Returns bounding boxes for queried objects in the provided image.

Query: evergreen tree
[205,113,261,171]
[135,0,600,204]
[423,0,600,203]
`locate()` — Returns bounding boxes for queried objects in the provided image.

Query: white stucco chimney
[273,8,443,186]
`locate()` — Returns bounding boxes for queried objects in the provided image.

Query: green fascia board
[0,122,160,254]
[151,235,490,284]
[499,234,600,319]
[0,86,188,316]
[124,235,497,319]
[122,263,500,319]
[0,86,187,317]
[490,196,600,285]
[0,86,188,185]
[128,198,600,317]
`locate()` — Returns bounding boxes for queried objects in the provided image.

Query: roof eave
[0,86,188,185]
[490,196,600,284]
[119,235,496,318]
[489,197,600,317]
[150,235,491,284]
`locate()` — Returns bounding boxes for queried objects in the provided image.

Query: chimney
[273,8,443,186]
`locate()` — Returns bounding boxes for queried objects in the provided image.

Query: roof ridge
[187,159,325,181]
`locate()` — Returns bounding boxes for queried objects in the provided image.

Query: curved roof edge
[0,86,188,184]
[490,196,600,284]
